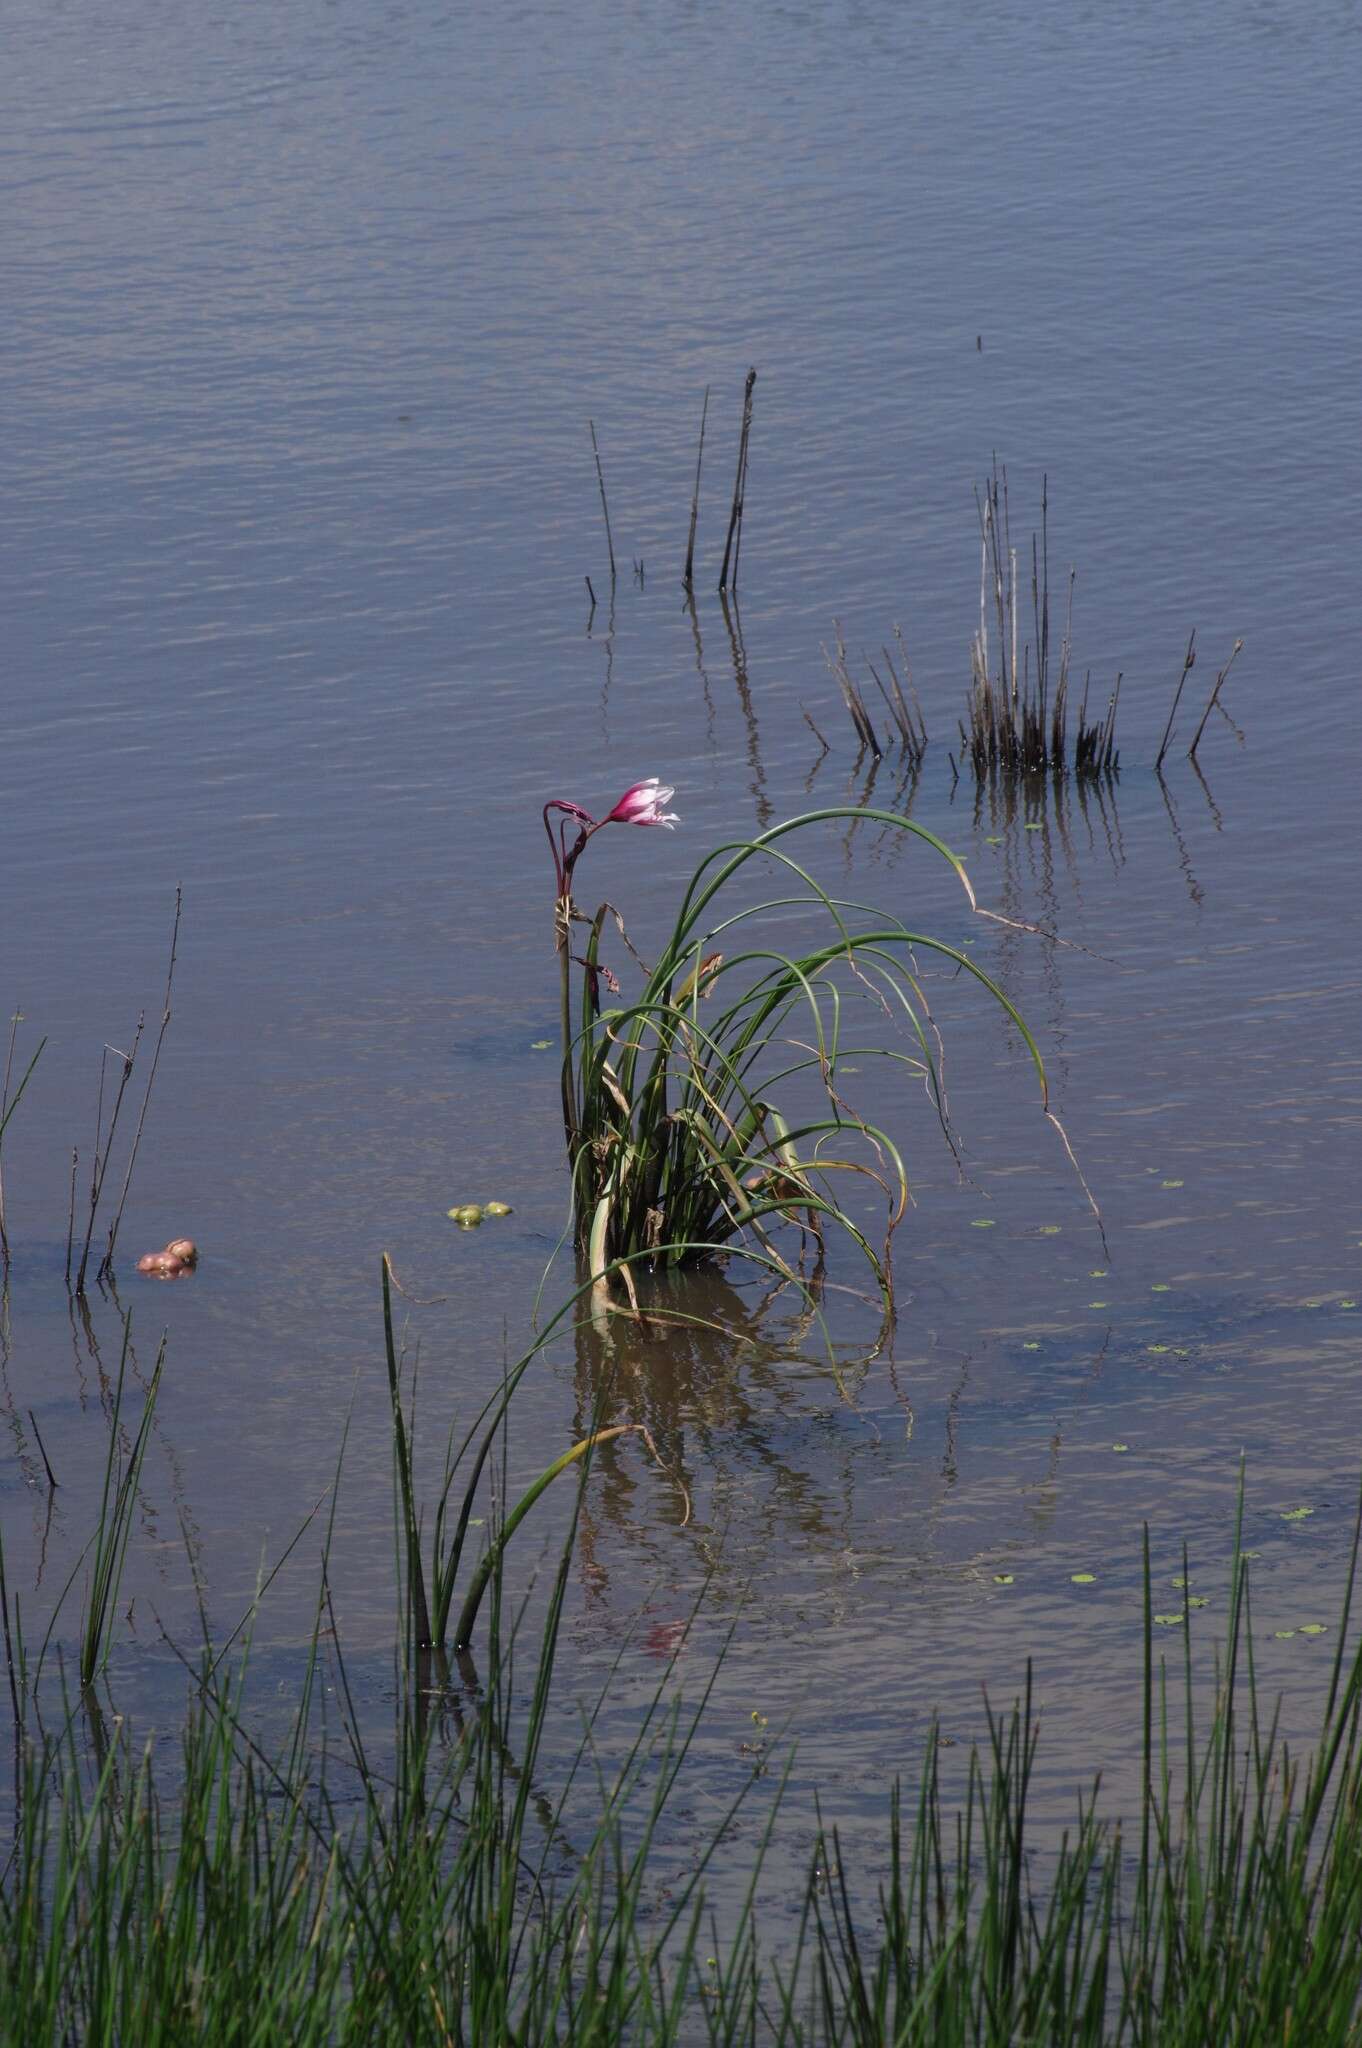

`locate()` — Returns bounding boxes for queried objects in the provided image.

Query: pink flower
[606,778,680,829]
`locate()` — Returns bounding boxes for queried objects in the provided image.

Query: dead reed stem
[964,465,1115,782]
[0,1011,19,1259]
[682,385,709,590]
[1156,629,1198,770]
[76,1024,144,1294]
[588,419,616,589]
[101,886,183,1281]
[1188,638,1245,760]
[825,624,881,758]
[65,1148,78,1284]
[26,1406,58,1489]
[0,1016,44,1263]
[718,368,757,593]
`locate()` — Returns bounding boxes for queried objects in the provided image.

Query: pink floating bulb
[606,778,679,829]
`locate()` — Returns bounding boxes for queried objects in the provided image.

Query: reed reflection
[567,1262,877,1609]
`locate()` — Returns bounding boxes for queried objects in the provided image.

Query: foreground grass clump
[547,792,1048,1310]
[8,1469,1362,2043]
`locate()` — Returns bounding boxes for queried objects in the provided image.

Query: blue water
[3,0,1361,1905]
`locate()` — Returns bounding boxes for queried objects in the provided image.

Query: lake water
[4,0,1361,1921]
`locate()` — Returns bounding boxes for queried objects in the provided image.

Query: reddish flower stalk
[544,779,679,905]
[546,778,679,1172]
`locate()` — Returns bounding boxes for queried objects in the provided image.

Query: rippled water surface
[4,0,1361,1904]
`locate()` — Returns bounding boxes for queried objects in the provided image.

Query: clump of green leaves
[553,805,1046,1310]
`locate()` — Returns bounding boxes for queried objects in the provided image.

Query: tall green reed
[383,1251,671,1665]
[10,1448,1362,2042]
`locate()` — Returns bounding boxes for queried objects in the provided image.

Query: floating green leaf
[1280,1507,1315,1522]
[1155,1613,1184,1626]
[1171,1575,1191,1588]
[1151,1283,1172,1292]
[1274,1629,1296,1640]
[1090,1269,1108,1278]
[1161,1179,1184,1189]
[1039,1225,1061,1235]
[484,1201,514,1217]
[1025,822,1043,831]
[993,1573,1015,1585]
[1071,1572,1097,1585]
[1147,1344,1170,1354]
[1188,1596,1210,1609]
[1088,1301,1109,1309]
[971,1219,997,1229]
[530,1039,553,1050]
[1112,1443,1129,1452]
[985,835,1003,844]
[1299,1623,1328,1636]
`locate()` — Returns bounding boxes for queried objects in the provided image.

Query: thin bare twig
[1188,639,1245,760]
[718,369,757,593]
[1155,629,1197,770]
[683,385,709,589]
[0,1018,46,1264]
[100,887,183,1281]
[65,1148,78,1285]
[76,1026,145,1293]
[26,1409,58,1490]
[588,419,617,589]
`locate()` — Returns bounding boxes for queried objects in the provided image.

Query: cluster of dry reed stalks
[821,623,928,768]
[822,463,1244,784]
[584,370,758,617]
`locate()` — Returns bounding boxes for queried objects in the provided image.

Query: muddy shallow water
[4,0,1361,1915]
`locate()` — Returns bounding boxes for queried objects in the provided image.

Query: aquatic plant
[10,1432,1362,2041]
[381,1250,674,1661]
[547,785,1049,1311]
